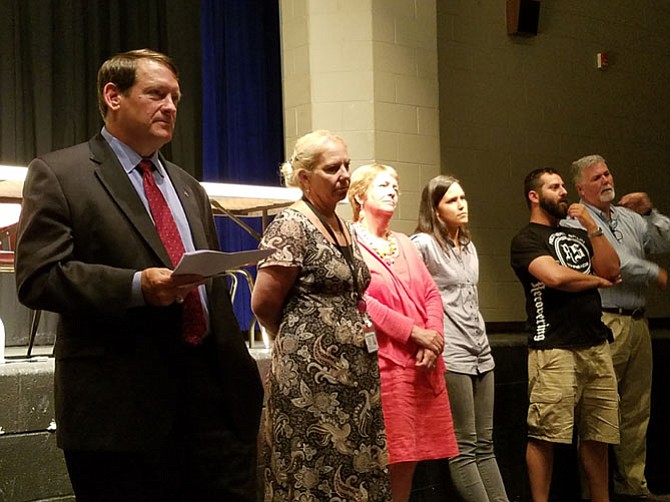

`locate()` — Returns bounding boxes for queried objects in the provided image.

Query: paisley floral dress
[258,209,391,502]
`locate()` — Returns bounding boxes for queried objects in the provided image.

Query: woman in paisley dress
[348,163,459,502]
[252,131,391,501]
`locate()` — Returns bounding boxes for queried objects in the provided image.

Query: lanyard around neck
[301,196,366,311]
[301,196,346,246]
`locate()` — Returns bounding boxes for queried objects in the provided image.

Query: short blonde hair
[280,130,346,189]
[348,163,398,222]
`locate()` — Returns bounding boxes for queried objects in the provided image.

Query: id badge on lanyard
[359,300,379,353]
[363,320,379,353]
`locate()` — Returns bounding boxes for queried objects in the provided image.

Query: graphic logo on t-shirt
[549,232,591,274]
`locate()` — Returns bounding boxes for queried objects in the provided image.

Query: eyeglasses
[608,217,623,242]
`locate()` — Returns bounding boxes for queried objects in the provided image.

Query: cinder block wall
[437,1,670,321]
[279,0,442,234]
[370,0,441,235]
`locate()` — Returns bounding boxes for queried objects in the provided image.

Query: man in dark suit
[15,49,263,502]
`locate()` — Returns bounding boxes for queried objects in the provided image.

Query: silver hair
[569,154,606,184]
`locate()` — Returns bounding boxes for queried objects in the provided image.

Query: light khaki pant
[604,312,653,496]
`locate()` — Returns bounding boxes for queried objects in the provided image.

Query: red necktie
[138,160,207,345]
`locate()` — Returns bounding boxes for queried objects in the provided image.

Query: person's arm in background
[619,192,670,253]
[619,192,669,288]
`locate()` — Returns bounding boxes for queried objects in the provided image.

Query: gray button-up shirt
[561,201,670,309]
[411,233,494,375]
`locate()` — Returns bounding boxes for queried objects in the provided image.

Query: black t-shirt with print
[510,223,611,349]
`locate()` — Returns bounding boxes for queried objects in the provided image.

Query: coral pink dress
[356,230,459,463]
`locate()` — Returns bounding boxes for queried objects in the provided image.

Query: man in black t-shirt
[510,168,621,502]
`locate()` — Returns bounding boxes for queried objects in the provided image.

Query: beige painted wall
[437,1,670,321]
[279,0,441,233]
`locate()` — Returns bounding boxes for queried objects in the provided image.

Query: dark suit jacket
[15,134,263,451]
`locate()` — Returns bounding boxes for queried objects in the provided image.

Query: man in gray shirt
[568,155,670,502]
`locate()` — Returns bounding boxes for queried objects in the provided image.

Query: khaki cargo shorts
[527,342,619,444]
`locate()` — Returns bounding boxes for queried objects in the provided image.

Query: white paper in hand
[172,248,275,278]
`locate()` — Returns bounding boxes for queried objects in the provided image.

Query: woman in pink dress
[348,163,458,502]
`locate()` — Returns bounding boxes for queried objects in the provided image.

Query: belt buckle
[631,308,644,320]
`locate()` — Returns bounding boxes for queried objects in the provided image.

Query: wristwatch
[588,227,604,238]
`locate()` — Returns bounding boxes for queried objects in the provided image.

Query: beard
[599,185,616,203]
[539,194,568,220]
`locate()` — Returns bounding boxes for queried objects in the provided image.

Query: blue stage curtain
[200,0,284,330]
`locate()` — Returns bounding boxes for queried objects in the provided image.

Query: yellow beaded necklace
[355,224,399,266]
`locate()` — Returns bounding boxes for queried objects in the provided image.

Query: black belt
[602,307,645,320]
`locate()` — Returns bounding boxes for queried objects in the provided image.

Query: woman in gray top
[411,175,509,502]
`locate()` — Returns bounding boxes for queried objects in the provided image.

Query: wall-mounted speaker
[507,0,540,36]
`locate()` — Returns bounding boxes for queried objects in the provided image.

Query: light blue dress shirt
[101,128,210,326]
[561,201,670,309]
